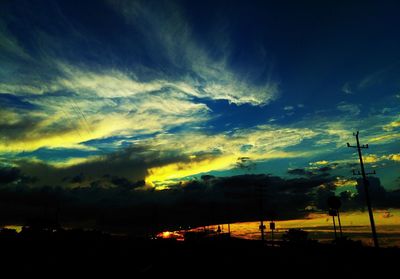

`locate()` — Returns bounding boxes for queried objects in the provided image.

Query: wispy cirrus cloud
[337,102,361,116]
[105,0,278,106]
[0,0,278,154]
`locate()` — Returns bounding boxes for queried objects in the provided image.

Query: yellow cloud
[0,101,208,152]
[334,178,357,187]
[146,150,309,187]
[0,113,129,152]
[50,156,101,168]
[146,155,238,187]
[383,120,400,131]
[383,154,400,162]
[363,154,379,163]
[369,133,400,143]
[0,110,22,126]
[134,125,317,187]
[360,153,400,164]
[310,160,329,166]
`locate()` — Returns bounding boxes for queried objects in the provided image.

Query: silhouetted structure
[327,196,343,240]
[347,131,379,248]
[256,182,266,243]
[1,222,399,277]
[270,221,275,246]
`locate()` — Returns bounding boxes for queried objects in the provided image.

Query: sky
[0,0,399,233]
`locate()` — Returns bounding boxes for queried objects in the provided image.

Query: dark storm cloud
[68,173,85,184]
[13,150,149,187]
[187,174,332,221]
[354,176,396,208]
[109,176,145,189]
[287,163,336,178]
[336,176,400,211]
[287,168,314,176]
[0,166,36,186]
[11,142,222,189]
[0,170,334,231]
[318,166,332,172]
[0,167,22,185]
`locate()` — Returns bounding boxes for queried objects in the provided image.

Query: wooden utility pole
[257,183,266,244]
[332,213,337,240]
[337,210,343,238]
[347,131,379,248]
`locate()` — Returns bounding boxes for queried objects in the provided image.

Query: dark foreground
[0,230,399,278]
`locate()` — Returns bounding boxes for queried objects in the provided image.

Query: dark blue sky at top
[1,0,399,123]
[197,0,400,130]
[190,0,400,129]
[187,2,400,84]
[4,0,400,102]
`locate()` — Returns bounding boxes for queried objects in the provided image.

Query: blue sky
[0,0,399,193]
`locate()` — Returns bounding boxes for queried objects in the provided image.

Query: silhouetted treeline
[0,226,399,277]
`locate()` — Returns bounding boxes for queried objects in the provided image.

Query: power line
[347,131,379,248]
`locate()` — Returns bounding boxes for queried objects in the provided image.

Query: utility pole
[257,183,266,244]
[337,210,343,238]
[270,221,275,246]
[332,212,337,240]
[347,131,379,248]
